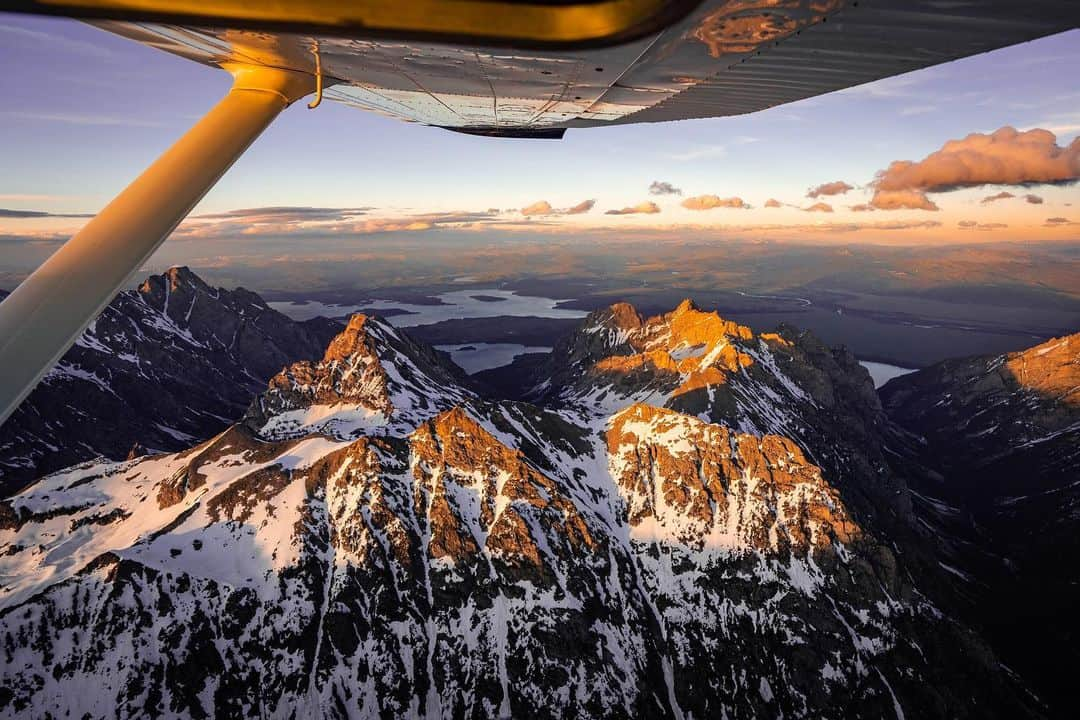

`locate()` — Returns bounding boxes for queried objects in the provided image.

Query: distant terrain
[242,239,1078,370]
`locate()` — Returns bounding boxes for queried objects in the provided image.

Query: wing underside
[90,1,1079,135]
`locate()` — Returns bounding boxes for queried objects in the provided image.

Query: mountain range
[4,275,1076,718]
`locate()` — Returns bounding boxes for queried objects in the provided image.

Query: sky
[0,13,1078,276]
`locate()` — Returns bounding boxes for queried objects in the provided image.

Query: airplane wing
[70,0,1080,137]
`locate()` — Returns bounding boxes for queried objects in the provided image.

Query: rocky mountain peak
[605,300,645,329]
[543,301,775,424]
[137,264,210,302]
[321,313,378,363]
[164,265,201,290]
[672,297,698,315]
[246,313,472,440]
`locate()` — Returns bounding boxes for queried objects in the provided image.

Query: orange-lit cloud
[804,202,834,213]
[521,200,554,216]
[850,203,874,212]
[521,199,596,216]
[868,189,940,211]
[764,198,783,209]
[649,181,682,196]
[681,195,750,210]
[565,199,596,215]
[1025,193,1044,204]
[807,181,853,198]
[1045,216,1077,226]
[981,191,1015,204]
[605,202,661,215]
[870,126,1080,211]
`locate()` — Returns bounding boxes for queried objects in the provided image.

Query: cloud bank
[869,126,1080,210]
[0,208,93,219]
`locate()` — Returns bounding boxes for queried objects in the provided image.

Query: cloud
[1025,194,1044,204]
[869,126,1080,210]
[867,189,940,211]
[520,199,596,216]
[850,204,874,212]
[565,199,596,215]
[195,206,372,222]
[958,221,1009,230]
[804,202,834,213]
[0,208,93,219]
[807,181,853,199]
[605,202,661,216]
[681,195,750,211]
[649,181,682,196]
[981,191,1015,204]
[521,200,554,217]
[1045,216,1077,226]
[764,198,783,209]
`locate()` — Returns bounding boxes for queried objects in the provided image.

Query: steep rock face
[880,333,1080,715]
[607,403,859,552]
[0,267,339,496]
[0,302,1039,719]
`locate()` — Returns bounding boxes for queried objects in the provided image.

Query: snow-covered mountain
[0,267,340,495]
[0,303,1041,718]
[880,333,1079,716]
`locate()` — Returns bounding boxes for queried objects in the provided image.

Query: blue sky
[0,13,1078,252]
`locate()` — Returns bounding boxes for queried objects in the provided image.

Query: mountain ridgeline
[0,267,340,495]
[880,333,1079,713]
[4,286,1074,719]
